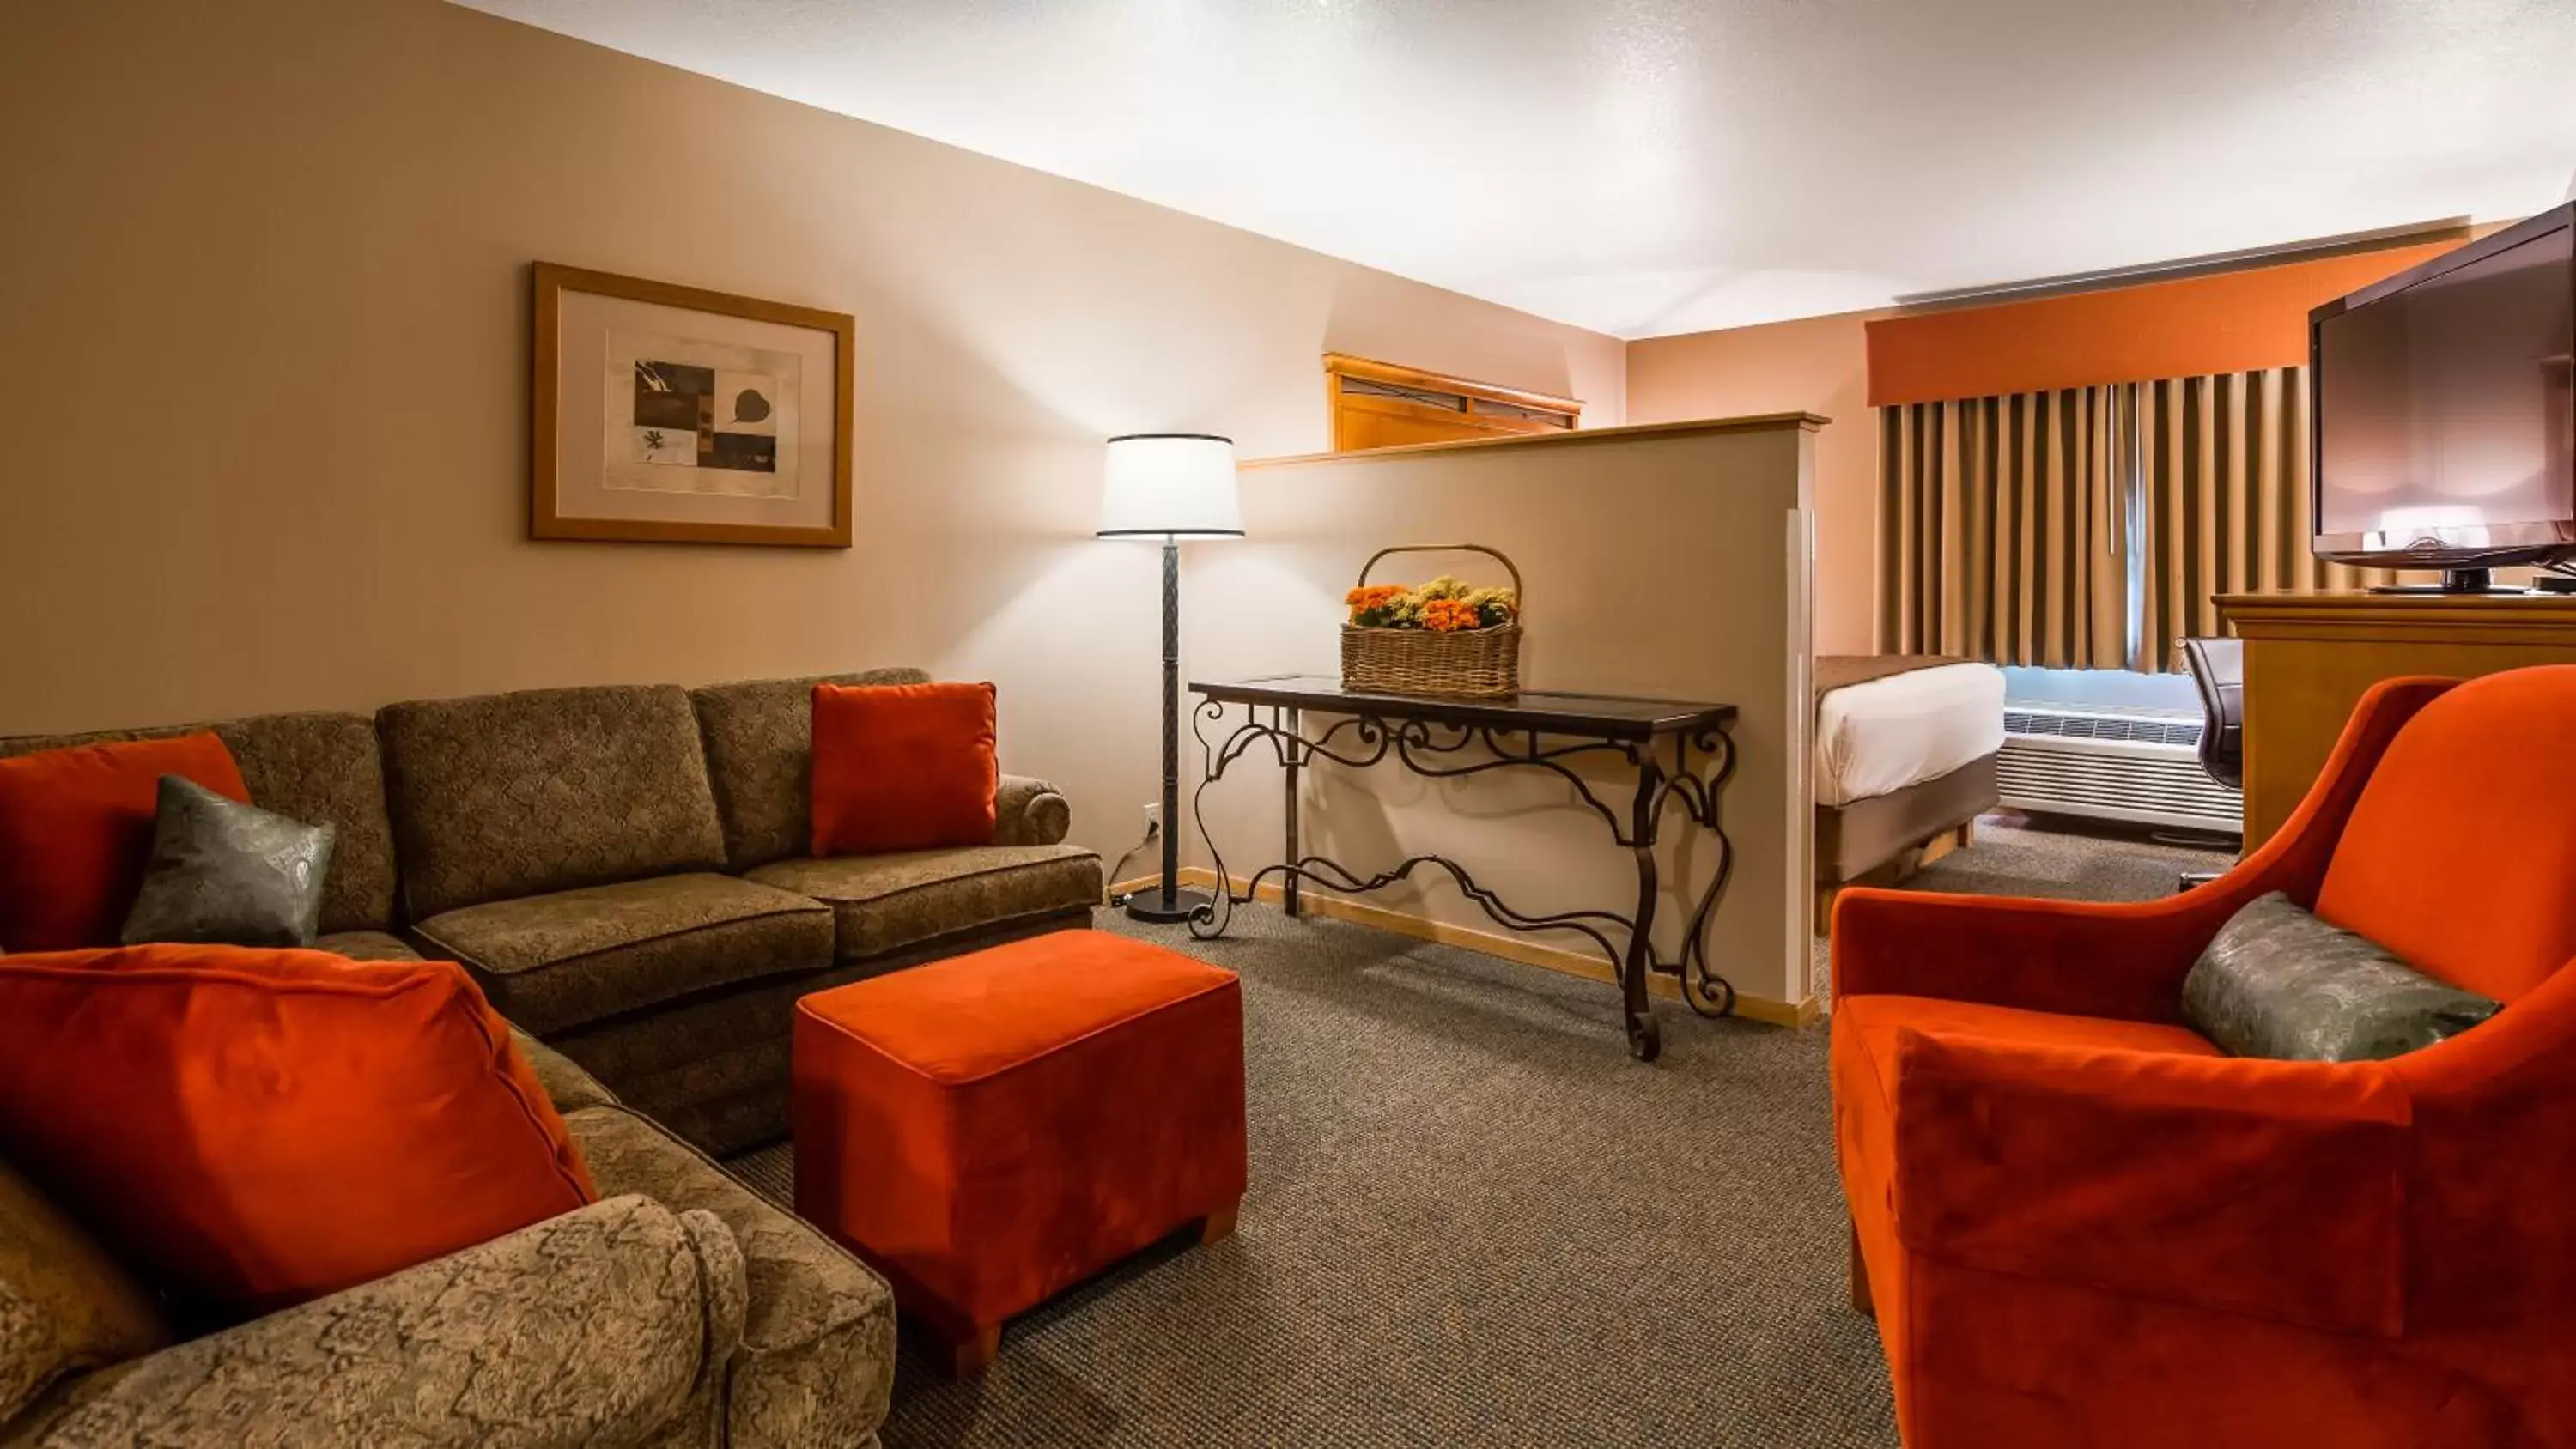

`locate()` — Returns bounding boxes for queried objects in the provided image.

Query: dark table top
[1191,674,1736,741]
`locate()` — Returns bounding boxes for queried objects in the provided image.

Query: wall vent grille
[2004,708,2202,749]
[1997,706,2239,834]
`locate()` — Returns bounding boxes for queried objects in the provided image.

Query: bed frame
[1814,754,1998,936]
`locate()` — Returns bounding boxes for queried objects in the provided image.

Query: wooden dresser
[2217,591,2576,846]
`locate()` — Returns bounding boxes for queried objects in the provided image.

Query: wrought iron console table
[1186,675,1739,1061]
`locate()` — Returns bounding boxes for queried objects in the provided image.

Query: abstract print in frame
[532,263,854,546]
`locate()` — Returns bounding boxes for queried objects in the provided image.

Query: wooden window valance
[1325,354,1582,452]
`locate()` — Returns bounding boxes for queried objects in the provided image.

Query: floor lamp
[1098,433,1242,924]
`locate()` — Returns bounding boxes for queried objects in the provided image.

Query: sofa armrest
[15,1196,746,1449]
[1832,675,2456,1021]
[995,773,1072,846]
[1832,888,2249,1022]
[1888,1028,2411,1337]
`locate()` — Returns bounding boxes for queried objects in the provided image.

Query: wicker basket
[1340,544,1523,699]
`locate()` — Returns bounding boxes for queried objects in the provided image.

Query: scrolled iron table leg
[1623,749,1665,1061]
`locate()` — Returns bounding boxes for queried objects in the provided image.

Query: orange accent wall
[1630,311,1884,655]
[1863,240,2470,407]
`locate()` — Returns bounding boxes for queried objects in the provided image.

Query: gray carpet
[729,815,2230,1449]
[1810,815,2235,997]
[1907,814,2231,904]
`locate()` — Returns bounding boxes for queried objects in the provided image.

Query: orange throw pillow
[0,944,597,1317]
[0,732,250,953]
[811,682,1000,856]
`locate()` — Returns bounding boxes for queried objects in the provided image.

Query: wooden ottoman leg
[1849,1220,1874,1319]
[947,1324,1002,1379]
[1199,1200,1241,1246]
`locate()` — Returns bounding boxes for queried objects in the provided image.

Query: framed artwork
[532,262,854,547]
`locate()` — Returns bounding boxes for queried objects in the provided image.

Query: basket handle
[1354,544,1524,612]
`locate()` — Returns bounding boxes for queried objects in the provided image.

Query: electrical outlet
[1142,802,1163,836]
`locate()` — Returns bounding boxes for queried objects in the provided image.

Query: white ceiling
[456,0,2576,339]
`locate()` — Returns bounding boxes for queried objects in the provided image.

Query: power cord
[1103,818,1159,907]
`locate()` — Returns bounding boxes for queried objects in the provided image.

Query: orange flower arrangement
[1419,598,1482,633]
[1343,573,1516,632]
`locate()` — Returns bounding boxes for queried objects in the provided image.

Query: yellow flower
[1349,573,1513,629]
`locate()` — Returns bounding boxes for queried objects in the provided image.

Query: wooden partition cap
[1248,413,1828,470]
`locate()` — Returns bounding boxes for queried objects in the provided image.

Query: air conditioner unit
[1999,705,2242,834]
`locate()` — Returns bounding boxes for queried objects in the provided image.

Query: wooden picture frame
[532,262,854,547]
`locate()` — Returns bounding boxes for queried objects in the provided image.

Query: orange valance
[1864,239,2468,408]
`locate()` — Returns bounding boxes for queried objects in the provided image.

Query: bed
[1813,656,2005,932]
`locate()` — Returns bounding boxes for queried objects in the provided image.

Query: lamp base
[1121,886,1214,925]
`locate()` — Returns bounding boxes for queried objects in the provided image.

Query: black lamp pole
[1100,432,1236,924]
[1127,535,1211,923]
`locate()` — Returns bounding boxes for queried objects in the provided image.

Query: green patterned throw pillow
[2183,892,2499,1062]
[120,775,335,949]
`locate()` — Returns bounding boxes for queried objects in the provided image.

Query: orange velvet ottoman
[792,930,1248,1375]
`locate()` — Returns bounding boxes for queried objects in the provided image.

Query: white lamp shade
[1097,433,1243,539]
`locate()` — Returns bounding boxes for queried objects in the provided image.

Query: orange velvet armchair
[1831,667,2576,1448]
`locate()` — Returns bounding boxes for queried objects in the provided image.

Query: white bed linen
[1814,663,2006,808]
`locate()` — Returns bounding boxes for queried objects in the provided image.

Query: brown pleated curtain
[1878,387,2128,668]
[2133,367,2391,673]
[1879,365,2391,673]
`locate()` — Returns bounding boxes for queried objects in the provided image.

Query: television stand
[2367,567,2527,597]
[2216,591,2576,849]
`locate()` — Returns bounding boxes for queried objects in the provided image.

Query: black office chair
[2176,636,2245,889]
[2181,636,2245,790]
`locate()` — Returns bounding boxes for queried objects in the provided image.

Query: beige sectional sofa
[0,668,1102,1447]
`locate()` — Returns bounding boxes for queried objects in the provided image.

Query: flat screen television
[2311,203,2576,591]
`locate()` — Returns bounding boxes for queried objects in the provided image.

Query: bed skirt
[1815,754,1998,885]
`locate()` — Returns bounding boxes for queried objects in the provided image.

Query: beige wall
[0,0,1622,873]
[1188,421,1815,1013]
[1628,312,1884,655]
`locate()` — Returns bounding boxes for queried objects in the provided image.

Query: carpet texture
[1907,814,2231,903]
[730,816,2228,1448]
[1812,815,2234,996]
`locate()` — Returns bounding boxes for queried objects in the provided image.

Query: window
[1324,354,1581,452]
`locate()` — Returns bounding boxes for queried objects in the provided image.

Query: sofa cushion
[315,929,423,962]
[811,682,999,857]
[330,928,619,1113]
[568,1104,895,1446]
[512,1028,622,1114]
[744,845,1102,961]
[690,670,931,873]
[0,944,597,1317]
[544,910,1092,1158]
[414,873,834,1036]
[378,685,728,920]
[2184,892,2499,1062]
[0,712,401,937]
[0,1155,171,1423]
[211,712,404,937]
[0,732,249,953]
[120,775,336,949]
